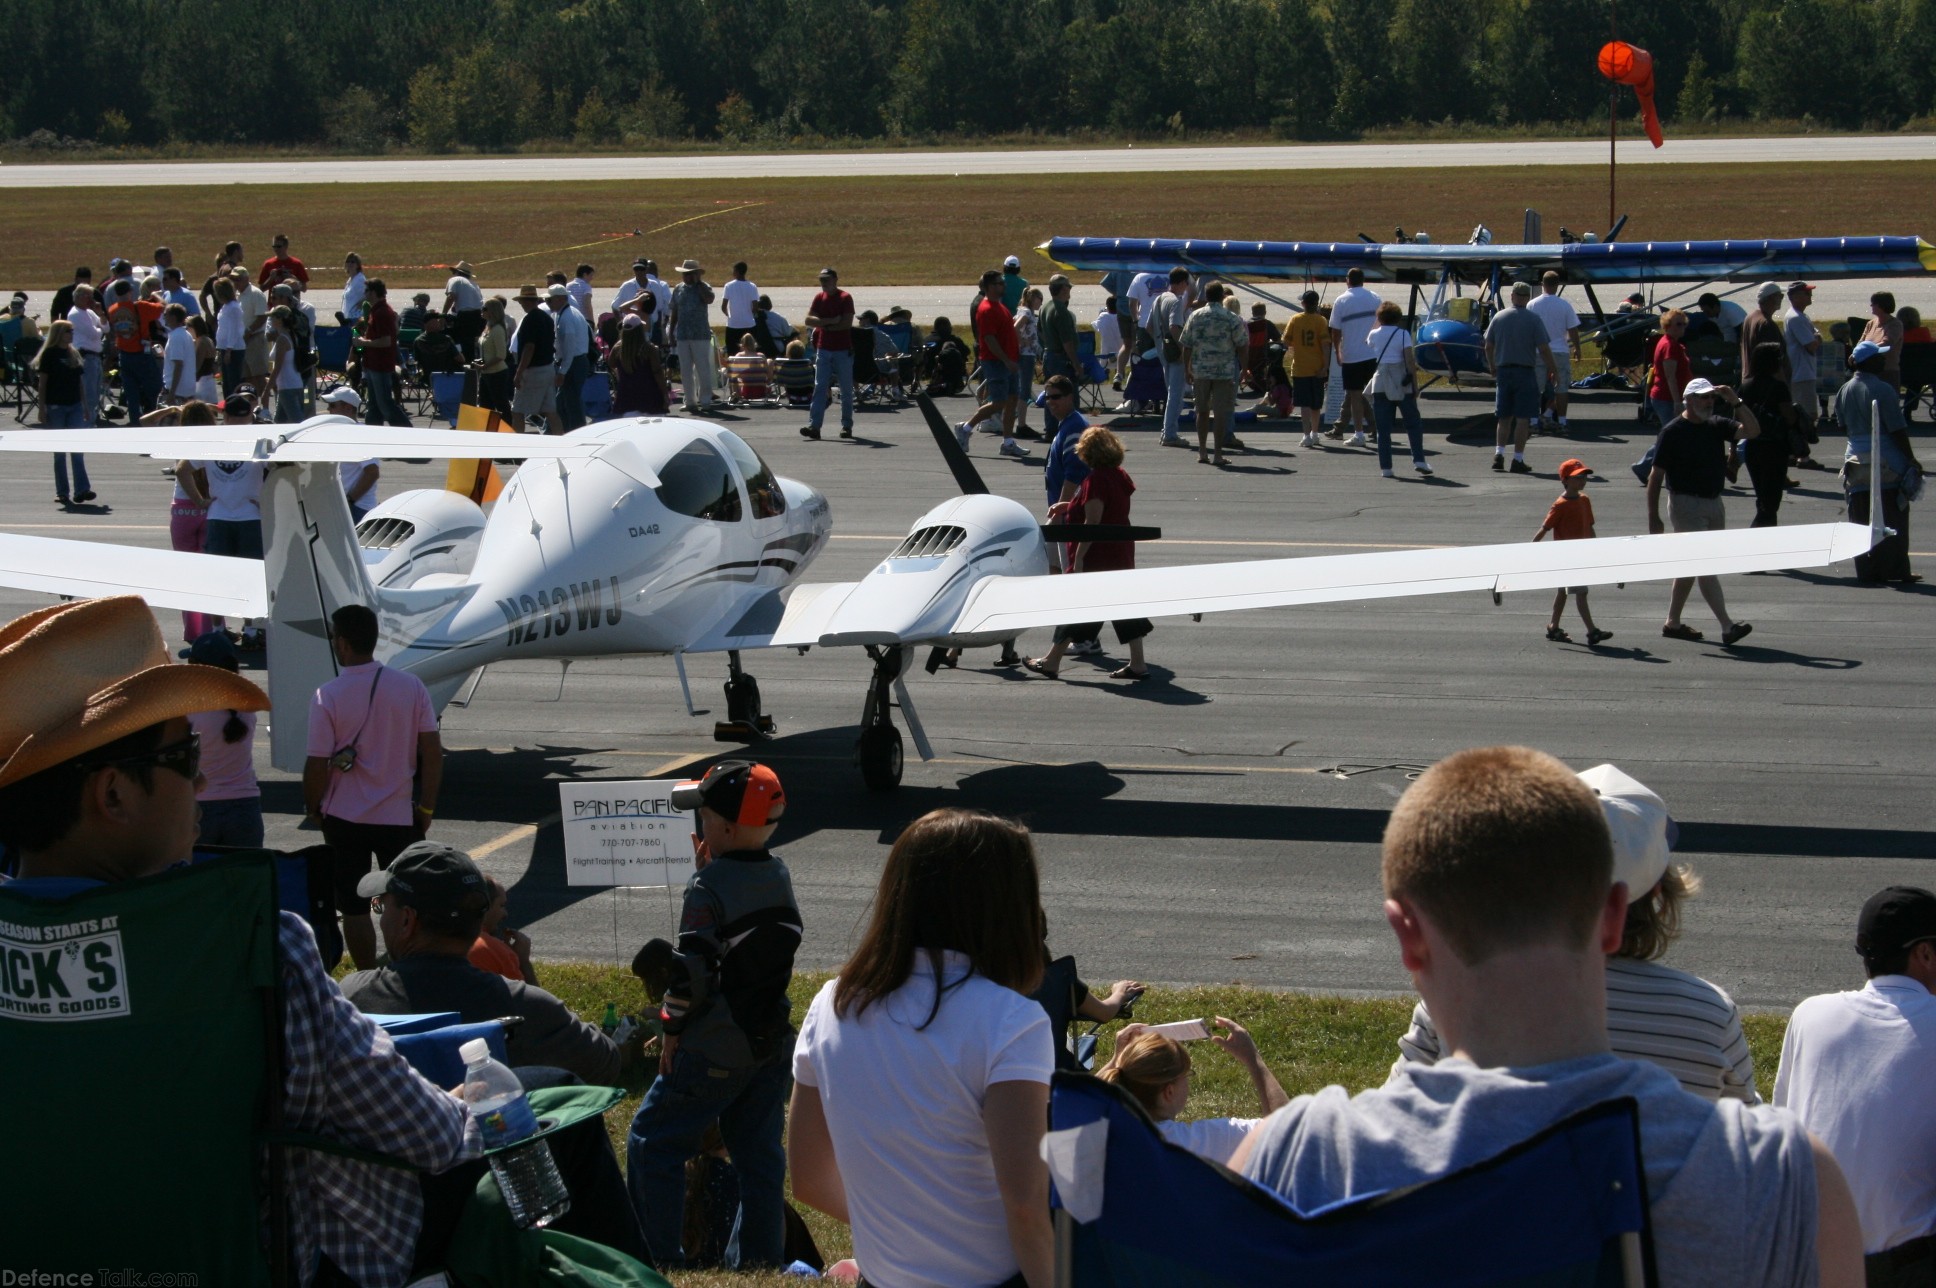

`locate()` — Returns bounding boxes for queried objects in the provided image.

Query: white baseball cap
[322,387,361,411]
[1576,764,1676,896]
[1682,377,1717,398]
[1004,255,1021,269]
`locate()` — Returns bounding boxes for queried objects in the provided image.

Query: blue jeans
[79,351,103,424]
[49,400,91,499]
[627,1046,792,1268]
[1649,396,1677,428]
[364,369,409,426]
[119,350,162,420]
[1160,353,1188,439]
[197,796,264,848]
[1373,392,1425,470]
[204,518,264,560]
[558,352,592,430]
[275,387,305,423]
[809,348,853,431]
[221,349,247,395]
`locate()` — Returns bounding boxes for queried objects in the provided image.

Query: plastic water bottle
[458,1037,571,1229]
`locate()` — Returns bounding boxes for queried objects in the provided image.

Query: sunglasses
[76,732,200,781]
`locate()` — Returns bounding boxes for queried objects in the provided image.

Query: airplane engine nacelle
[356,488,487,589]
[1414,318,1488,377]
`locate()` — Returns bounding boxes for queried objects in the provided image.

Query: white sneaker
[1302,433,1320,448]
[1069,638,1103,656]
[1350,432,1368,448]
[954,421,972,451]
[999,439,1030,458]
[1414,461,1434,475]
[1381,468,1396,478]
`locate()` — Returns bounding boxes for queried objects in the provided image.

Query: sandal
[1545,626,1571,642]
[1023,658,1060,679]
[1109,665,1150,680]
[1586,629,1614,645]
[1721,622,1753,646]
[1661,623,1704,642]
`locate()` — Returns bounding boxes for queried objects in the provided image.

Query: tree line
[5,0,1931,154]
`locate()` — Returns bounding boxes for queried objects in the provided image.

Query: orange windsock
[1598,41,1664,148]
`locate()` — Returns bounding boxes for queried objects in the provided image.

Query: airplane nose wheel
[856,645,907,791]
[714,649,775,743]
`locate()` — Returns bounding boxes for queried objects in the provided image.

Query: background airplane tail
[261,463,379,771]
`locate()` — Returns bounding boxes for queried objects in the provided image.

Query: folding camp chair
[581,370,612,421]
[313,323,354,374]
[432,371,468,426]
[725,352,779,406]
[1076,329,1113,414]
[1123,356,1166,412]
[1046,1072,1656,1287]
[775,356,816,407]
[2,317,44,422]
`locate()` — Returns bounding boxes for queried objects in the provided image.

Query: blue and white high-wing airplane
[0,401,1876,790]
[1042,225,1936,382]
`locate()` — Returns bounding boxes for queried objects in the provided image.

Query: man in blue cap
[1837,339,1924,584]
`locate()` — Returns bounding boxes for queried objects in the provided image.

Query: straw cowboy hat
[0,597,268,790]
[452,261,476,277]
[677,259,703,274]
[515,283,542,301]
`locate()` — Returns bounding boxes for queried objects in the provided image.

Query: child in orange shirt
[1534,458,1612,645]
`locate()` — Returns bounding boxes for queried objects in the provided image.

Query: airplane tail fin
[261,463,378,771]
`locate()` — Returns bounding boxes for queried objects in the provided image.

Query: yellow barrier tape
[472,201,770,269]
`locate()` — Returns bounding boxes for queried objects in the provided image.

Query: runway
[1,389,1929,1008]
[3,134,1932,188]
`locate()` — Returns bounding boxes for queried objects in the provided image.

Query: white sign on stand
[559,779,696,889]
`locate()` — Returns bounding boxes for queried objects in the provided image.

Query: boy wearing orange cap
[1534,459,1613,645]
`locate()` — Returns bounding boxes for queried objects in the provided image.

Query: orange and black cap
[671,760,785,827]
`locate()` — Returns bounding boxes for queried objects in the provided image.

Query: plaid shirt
[277,912,480,1288]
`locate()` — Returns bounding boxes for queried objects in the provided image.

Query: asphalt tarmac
[1,386,1929,1009]
[3,135,1932,187]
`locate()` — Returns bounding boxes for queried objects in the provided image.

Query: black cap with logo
[358,841,490,929]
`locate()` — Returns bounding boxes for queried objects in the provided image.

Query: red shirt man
[259,236,310,289]
[361,296,399,374]
[975,295,1018,367]
[808,270,854,351]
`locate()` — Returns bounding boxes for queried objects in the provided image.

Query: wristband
[414,804,434,818]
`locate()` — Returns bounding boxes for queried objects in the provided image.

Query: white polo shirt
[1329,285,1383,363]
[1528,292,1582,350]
[1774,975,1936,1253]
[68,306,104,354]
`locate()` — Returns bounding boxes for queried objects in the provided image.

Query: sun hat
[0,597,267,790]
[1575,764,1676,896]
[452,261,475,277]
[678,258,703,274]
[515,283,542,301]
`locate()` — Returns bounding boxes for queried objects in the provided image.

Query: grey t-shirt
[1485,305,1551,368]
[1243,1054,1818,1288]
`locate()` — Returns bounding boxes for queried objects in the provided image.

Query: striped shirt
[1395,956,1759,1103]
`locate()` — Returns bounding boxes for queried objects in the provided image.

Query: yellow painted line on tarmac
[830,533,1435,551]
[5,524,169,531]
[471,813,557,860]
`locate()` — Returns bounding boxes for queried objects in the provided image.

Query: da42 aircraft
[1042,216,1936,383]
[0,403,1879,790]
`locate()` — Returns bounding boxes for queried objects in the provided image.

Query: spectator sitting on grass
[1393,763,1760,1102]
[468,873,537,985]
[1232,745,1864,1287]
[340,841,621,1085]
[1099,1017,1289,1164]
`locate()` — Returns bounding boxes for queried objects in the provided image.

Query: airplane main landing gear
[856,645,907,791]
[714,650,775,743]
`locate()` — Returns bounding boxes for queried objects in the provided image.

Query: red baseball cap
[671,760,785,827]
[1559,458,1591,480]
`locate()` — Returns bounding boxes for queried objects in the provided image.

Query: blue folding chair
[1047,1073,1655,1287]
[1075,329,1113,413]
[314,324,353,373]
[431,371,467,427]
[581,371,611,422]
[371,1012,511,1088]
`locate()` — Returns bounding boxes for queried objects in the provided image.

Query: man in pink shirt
[303,603,444,969]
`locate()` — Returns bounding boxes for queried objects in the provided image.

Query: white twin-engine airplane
[0,399,1876,790]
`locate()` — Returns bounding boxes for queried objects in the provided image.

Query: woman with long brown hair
[35,319,94,506]
[610,309,669,416]
[789,808,1053,1288]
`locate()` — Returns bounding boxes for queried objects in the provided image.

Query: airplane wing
[684,582,863,653]
[0,416,611,465]
[1040,234,1936,287]
[0,534,268,617]
[947,523,1873,636]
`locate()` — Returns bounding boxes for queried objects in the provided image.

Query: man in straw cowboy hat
[0,596,479,1286]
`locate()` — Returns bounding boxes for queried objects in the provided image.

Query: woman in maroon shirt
[1025,427,1154,680]
[1647,309,1690,428]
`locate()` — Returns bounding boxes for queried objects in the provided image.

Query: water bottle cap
[459,1037,492,1065]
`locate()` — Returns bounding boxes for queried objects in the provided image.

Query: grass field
[10,162,1934,293]
[517,961,1791,1284]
